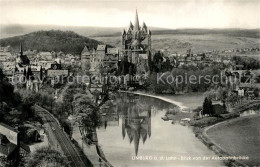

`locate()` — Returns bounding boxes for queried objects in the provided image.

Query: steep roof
[142,22,147,32]
[128,21,134,31]
[81,46,90,55]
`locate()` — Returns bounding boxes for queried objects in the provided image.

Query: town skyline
[0,0,260,29]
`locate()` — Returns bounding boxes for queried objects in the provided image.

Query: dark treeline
[0,30,105,54]
[0,69,41,125]
[232,56,260,70]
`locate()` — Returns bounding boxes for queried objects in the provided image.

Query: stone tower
[81,46,91,73]
[121,10,151,75]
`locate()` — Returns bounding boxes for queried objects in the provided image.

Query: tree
[24,147,69,167]
[226,92,239,106]
[0,68,4,81]
[0,156,10,167]
[72,92,95,114]
[202,97,213,116]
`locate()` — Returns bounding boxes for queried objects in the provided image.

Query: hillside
[0,30,104,54]
[0,24,168,39]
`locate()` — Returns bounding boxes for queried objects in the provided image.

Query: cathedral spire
[134,9,140,31]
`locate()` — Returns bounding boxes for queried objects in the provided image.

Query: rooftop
[97,45,107,51]
[81,46,90,55]
[107,48,118,54]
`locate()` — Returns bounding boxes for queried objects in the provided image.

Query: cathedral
[121,10,151,75]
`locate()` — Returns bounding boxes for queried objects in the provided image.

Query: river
[97,93,224,167]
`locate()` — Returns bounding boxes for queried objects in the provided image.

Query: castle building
[121,10,151,75]
[83,45,119,75]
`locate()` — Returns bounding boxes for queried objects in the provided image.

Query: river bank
[119,90,204,110]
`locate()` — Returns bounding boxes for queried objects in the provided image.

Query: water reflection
[99,93,175,156]
[122,99,151,156]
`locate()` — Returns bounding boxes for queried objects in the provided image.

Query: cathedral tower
[121,10,151,75]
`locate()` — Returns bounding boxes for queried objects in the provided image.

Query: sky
[0,0,259,29]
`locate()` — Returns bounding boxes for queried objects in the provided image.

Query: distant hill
[0,30,104,54]
[94,28,260,38]
[0,24,168,39]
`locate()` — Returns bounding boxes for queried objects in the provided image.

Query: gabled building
[81,46,91,73]
[0,123,20,161]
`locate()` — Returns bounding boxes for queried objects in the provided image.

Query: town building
[37,52,53,61]
[81,46,92,73]
[88,45,119,75]
[47,69,69,78]
[0,123,20,161]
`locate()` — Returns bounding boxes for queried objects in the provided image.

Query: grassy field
[207,115,260,166]
[93,34,260,54]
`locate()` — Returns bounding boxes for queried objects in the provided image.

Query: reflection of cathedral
[121,101,151,156]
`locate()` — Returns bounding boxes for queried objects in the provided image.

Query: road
[35,105,87,167]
